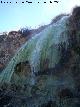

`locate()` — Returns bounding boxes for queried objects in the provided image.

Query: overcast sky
[0,0,80,32]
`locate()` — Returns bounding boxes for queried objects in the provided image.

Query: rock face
[0,26,48,70]
[0,7,80,107]
[0,31,29,70]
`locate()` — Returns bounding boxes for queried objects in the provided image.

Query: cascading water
[0,6,80,107]
[0,16,69,85]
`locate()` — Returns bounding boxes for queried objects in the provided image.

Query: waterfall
[0,16,69,84]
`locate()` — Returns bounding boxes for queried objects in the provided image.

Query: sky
[0,0,80,32]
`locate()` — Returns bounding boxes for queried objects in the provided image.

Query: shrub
[18,28,31,37]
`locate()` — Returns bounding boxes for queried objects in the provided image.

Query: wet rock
[0,63,4,71]
[39,100,58,107]
[58,88,74,99]
[0,94,12,107]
